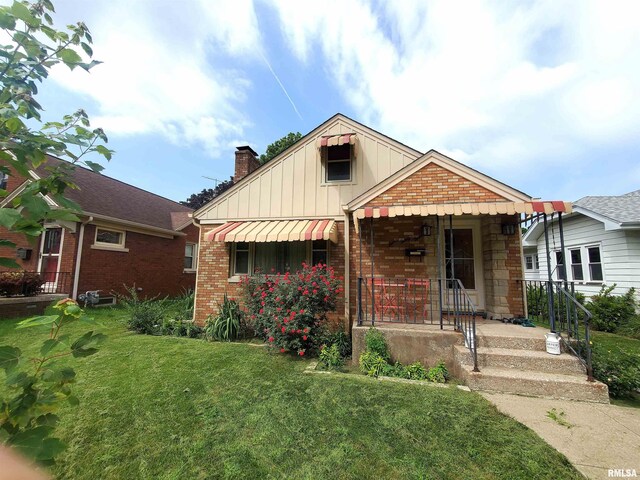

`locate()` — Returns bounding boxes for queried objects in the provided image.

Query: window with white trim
[570,248,583,281]
[94,228,125,248]
[233,242,250,275]
[524,254,539,271]
[326,144,352,182]
[588,246,603,281]
[555,251,566,280]
[184,243,198,270]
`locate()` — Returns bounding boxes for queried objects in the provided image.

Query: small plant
[318,344,344,371]
[427,361,450,383]
[359,350,387,377]
[405,361,428,380]
[205,294,244,341]
[0,299,105,464]
[326,330,352,358]
[364,328,389,361]
[546,408,574,428]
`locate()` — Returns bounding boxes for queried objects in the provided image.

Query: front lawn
[0,308,581,479]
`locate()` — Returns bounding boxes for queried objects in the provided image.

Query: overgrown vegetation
[0,299,105,464]
[587,284,639,337]
[242,263,343,356]
[590,336,640,398]
[359,328,449,383]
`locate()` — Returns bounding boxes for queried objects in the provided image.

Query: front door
[443,221,485,310]
[38,227,63,287]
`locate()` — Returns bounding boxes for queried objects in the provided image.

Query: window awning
[205,219,339,243]
[352,201,572,232]
[317,133,357,148]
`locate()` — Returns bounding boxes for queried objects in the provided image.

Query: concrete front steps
[454,331,610,403]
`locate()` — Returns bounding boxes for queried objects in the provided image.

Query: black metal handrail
[0,271,72,297]
[443,278,479,372]
[521,279,594,381]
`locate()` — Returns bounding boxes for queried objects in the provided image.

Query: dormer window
[326,144,352,182]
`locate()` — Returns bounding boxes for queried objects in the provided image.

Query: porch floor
[370,318,550,338]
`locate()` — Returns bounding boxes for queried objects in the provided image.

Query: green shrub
[364,328,389,361]
[242,263,342,356]
[318,344,344,370]
[591,343,640,398]
[427,361,450,383]
[161,316,203,338]
[205,294,244,341]
[359,350,387,377]
[587,285,638,334]
[0,271,44,297]
[118,285,168,335]
[405,361,428,380]
[326,330,352,358]
[171,289,194,318]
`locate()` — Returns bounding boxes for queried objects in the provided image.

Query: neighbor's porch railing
[521,279,594,381]
[357,276,479,371]
[0,271,72,297]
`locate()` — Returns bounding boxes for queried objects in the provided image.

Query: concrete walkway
[482,392,640,479]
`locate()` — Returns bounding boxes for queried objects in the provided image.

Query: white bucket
[545,333,561,355]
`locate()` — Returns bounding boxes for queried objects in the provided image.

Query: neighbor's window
[326,144,351,182]
[233,242,250,275]
[184,243,198,270]
[95,228,125,248]
[588,246,603,281]
[570,249,583,281]
[524,254,539,271]
[312,240,328,266]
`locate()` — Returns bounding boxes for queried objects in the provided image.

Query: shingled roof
[35,156,192,232]
[574,189,640,226]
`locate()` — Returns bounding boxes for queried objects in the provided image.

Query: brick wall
[76,224,196,299]
[366,163,506,206]
[481,215,525,319]
[194,222,346,326]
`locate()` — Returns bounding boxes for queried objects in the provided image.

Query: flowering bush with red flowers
[242,263,343,356]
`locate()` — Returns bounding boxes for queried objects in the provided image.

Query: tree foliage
[258,131,302,165]
[180,177,234,210]
[0,0,112,268]
[0,299,105,464]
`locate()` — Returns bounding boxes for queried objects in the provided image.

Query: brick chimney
[233,145,259,182]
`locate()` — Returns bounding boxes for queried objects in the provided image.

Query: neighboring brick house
[0,156,199,304]
[192,113,571,327]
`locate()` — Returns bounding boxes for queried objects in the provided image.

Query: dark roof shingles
[574,189,640,224]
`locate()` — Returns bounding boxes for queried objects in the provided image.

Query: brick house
[192,114,610,402]
[0,155,199,304]
[192,113,566,322]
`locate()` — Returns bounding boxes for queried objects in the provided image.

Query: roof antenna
[202,176,223,187]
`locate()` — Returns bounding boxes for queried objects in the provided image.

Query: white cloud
[269,0,640,177]
[49,0,262,156]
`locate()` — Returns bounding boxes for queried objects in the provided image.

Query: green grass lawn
[0,308,582,479]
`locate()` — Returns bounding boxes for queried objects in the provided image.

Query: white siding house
[522,190,640,298]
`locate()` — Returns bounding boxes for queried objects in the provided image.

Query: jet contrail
[260,51,303,121]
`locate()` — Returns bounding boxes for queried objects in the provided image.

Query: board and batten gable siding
[531,214,640,298]
[197,117,421,222]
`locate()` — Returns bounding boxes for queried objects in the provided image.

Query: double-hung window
[326,144,352,182]
[525,254,539,271]
[570,249,583,281]
[557,245,604,283]
[184,243,198,271]
[588,246,603,281]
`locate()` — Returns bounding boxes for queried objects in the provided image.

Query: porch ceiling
[352,201,572,231]
[205,219,339,244]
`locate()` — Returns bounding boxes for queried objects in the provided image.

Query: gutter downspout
[191,218,202,324]
[72,216,93,299]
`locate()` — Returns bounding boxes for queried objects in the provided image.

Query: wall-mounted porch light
[501,223,517,235]
[421,224,432,237]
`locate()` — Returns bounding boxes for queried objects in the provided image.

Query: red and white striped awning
[353,201,571,231]
[317,133,357,148]
[205,219,338,243]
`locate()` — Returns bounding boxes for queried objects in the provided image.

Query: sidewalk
[482,392,640,479]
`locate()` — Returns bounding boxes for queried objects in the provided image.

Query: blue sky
[39,0,640,204]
